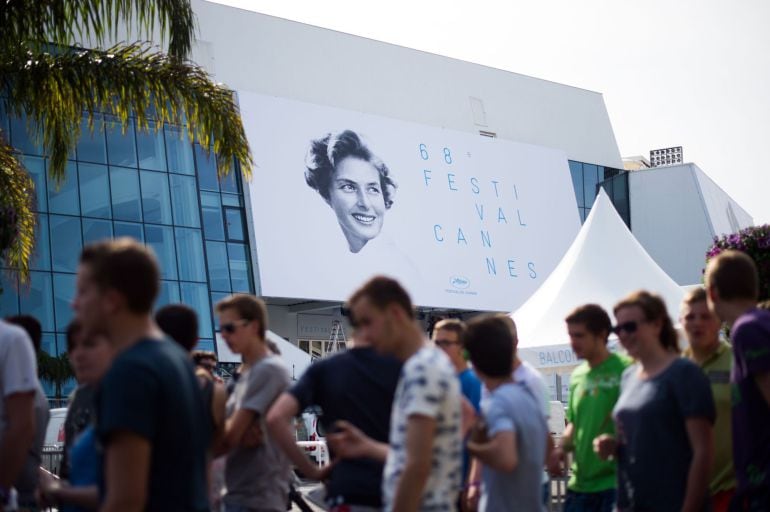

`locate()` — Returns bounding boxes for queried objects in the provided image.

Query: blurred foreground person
[0,318,40,512]
[681,287,736,512]
[595,290,714,512]
[328,276,463,512]
[705,250,770,511]
[38,322,115,512]
[464,315,547,512]
[73,238,210,511]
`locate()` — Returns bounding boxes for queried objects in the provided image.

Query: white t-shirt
[383,346,462,511]
[0,320,38,434]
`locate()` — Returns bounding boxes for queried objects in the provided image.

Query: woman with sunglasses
[594,290,715,512]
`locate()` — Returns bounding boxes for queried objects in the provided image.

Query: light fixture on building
[649,146,683,167]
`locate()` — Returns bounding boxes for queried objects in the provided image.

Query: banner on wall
[239,92,581,311]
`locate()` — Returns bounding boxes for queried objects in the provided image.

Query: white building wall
[629,164,753,285]
[189,0,623,170]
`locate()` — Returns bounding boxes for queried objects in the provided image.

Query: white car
[44,408,68,448]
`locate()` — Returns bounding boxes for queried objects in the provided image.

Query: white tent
[514,190,685,369]
[216,330,312,380]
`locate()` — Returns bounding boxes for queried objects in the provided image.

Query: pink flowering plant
[706,225,770,301]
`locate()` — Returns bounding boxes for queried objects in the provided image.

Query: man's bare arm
[467,430,517,473]
[392,415,437,511]
[99,431,151,512]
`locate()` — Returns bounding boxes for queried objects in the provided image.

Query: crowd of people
[0,237,768,512]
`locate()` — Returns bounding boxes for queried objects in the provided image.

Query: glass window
[140,171,172,224]
[20,156,47,212]
[0,273,19,316]
[583,164,599,208]
[53,273,76,331]
[47,161,80,215]
[50,215,83,272]
[195,339,215,352]
[568,161,584,208]
[165,125,194,174]
[105,116,137,168]
[221,194,241,207]
[82,218,113,244]
[19,272,55,332]
[110,167,142,221]
[145,225,178,280]
[79,163,112,218]
[30,214,51,271]
[206,241,230,291]
[175,227,206,282]
[77,114,108,164]
[180,282,212,339]
[169,174,200,227]
[157,280,180,309]
[224,208,245,242]
[210,292,228,330]
[114,221,144,242]
[220,168,238,194]
[136,121,167,171]
[228,243,251,292]
[10,112,43,156]
[40,333,56,357]
[201,192,225,241]
[195,144,219,191]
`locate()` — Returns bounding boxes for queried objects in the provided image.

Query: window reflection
[53,273,76,331]
[170,174,200,227]
[48,161,80,216]
[49,215,83,273]
[105,116,137,168]
[140,171,172,224]
[175,227,206,282]
[165,125,194,174]
[145,225,178,280]
[136,121,167,171]
[79,163,112,218]
[110,167,142,221]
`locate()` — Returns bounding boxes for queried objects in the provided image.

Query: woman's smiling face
[328,156,386,253]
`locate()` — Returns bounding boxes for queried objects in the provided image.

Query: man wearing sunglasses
[215,294,292,512]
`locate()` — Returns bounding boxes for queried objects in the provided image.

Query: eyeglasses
[612,321,639,335]
[434,339,460,348]
[220,319,251,334]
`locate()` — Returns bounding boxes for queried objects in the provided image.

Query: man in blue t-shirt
[73,238,210,512]
[706,250,770,510]
[267,334,402,510]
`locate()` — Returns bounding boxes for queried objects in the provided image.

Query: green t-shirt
[566,353,631,493]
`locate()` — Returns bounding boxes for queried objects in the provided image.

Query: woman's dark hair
[305,130,397,208]
[614,290,680,353]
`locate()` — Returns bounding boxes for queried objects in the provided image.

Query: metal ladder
[321,320,347,360]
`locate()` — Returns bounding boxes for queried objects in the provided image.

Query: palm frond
[0,0,196,60]
[1,43,253,182]
[0,132,36,282]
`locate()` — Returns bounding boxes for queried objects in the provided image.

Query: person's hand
[468,417,488,445]
[240,419,263,448]
[593,434,616,461]
[326,420,373,459]
[547,445,567,477]
[462,483,480,511]
[304,459,338,482]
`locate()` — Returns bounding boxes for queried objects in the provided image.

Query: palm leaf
[0,133,36,283]
[1,43,253,183]
[0,0,196,60]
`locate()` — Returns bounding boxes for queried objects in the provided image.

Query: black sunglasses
[612,321,639,335]
[220,319,251,334]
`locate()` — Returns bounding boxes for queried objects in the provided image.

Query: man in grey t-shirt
[464,315,548,512]
[216,294,291,512]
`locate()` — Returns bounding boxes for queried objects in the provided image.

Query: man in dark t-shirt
[72,238,210,511]
[267,336,402,510]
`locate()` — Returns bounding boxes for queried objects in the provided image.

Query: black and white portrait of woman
[305,130,397,253]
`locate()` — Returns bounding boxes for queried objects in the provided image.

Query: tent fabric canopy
[513,189,686,352]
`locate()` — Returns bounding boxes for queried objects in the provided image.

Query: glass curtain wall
[1,107,255,397]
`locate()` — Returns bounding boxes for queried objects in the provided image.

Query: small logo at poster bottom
[450,276,471,290]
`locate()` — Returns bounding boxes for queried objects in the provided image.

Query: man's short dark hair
[347,276,414,320]
[705,250,759,302]
[156,304,199,352]
[79,237,160,314]
[565,304,612,341]
[5,314,42,353]
[215,294,268,339]
[463,315,514,377]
